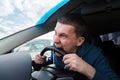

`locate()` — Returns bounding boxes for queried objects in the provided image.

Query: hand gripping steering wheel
[32,46,74,80]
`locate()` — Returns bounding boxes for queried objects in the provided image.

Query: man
[32,13,120,80]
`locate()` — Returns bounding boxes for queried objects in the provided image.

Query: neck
[68,46,78,54]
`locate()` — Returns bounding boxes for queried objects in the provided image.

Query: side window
[100,31,120,48]
[13,31,54,60]
[100,31,120,76]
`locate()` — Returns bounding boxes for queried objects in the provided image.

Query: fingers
[63,54,76,63]
[63,54,81,71]
[64,60,77,71]
[63,54,72,61]
[63,56,70,65]
[63,54,74,69]
[34,54,46,64]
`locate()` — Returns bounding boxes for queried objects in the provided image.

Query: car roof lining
[44,0,120,35]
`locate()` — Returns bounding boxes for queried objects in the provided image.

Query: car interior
[0,0,120,80]
[0,52,32,80]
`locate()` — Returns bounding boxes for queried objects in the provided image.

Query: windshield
[0,0,69,39]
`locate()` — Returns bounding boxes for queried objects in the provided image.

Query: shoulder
[80,44,104,65]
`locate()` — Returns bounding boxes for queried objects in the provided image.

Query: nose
[53,34,60,43]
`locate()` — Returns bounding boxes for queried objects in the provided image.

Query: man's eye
[60,34,67,38]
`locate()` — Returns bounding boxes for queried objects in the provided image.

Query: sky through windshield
[0,0,69,39]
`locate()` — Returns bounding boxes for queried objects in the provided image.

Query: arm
[92,53,120,80]
[32,53,53,71]
[63,53,120,80]
[63,54,95,79]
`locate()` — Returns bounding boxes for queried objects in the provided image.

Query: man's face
[54,22,83,53]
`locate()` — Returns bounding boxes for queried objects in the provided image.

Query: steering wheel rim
[40,46,67,56]
[32,46,75,80]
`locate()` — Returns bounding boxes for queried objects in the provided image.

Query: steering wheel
[32,46,74,80]
[40,46,67,56]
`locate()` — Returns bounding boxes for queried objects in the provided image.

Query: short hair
[57,13,87,37]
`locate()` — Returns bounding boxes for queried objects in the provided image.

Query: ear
[76,37,85,46]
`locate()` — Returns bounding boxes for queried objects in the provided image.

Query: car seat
[101,40,120,76]
[0,52,32,80]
